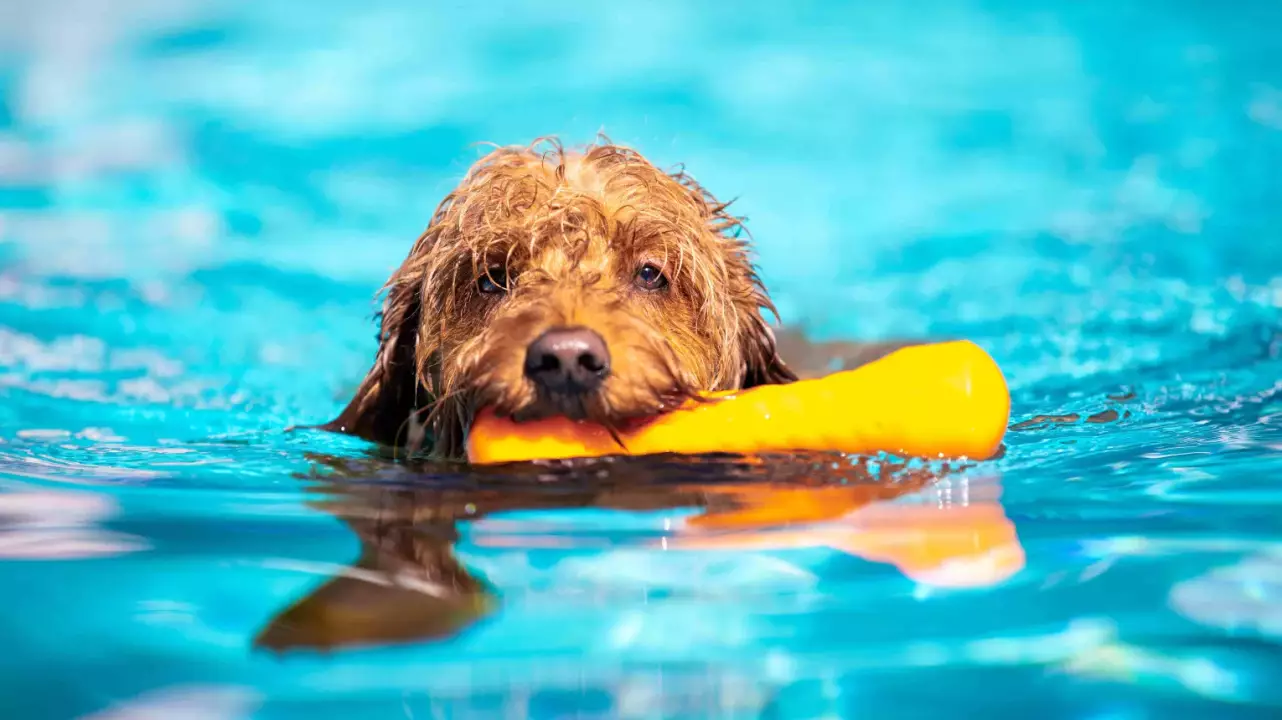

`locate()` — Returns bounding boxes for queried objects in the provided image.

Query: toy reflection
[255,452,1024,653]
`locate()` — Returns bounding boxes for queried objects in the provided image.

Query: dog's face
[451,228,724,424]
[349,141,794,456]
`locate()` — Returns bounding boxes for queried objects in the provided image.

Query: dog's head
[335,139,795,458]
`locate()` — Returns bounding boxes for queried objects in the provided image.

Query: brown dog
[327,138,907,460]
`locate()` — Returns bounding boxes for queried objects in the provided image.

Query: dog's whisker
[604,422,628,451]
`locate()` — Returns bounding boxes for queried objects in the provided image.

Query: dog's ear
[737,276,799,388]
[740,312,799,388]
[325,274,428,449]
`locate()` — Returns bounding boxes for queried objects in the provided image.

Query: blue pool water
[3,0,1282,717]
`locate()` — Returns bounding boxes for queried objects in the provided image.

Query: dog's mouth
[510,392,596,423]
[497,383,697,428]
[462,342,704,429]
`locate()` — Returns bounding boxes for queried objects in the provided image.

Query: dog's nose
[524,327,611,394]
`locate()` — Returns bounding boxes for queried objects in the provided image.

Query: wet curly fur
[327,137,798,459]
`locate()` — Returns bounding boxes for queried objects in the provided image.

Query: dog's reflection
[256,453,1023,653]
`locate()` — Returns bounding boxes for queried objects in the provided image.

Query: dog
[326,138,912,460]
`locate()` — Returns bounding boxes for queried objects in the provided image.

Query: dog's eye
[634,263,668,291]
[478,266,508,295]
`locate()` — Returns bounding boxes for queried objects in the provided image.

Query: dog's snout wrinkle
[524,326,611,394]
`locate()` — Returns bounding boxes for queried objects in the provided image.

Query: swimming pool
[3,0,1282,717]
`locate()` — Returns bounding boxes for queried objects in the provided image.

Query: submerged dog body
[328,139,799,459]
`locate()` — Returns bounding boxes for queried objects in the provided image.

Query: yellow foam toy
[467,340,1010,465]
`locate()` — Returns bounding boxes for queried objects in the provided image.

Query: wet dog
[326,138,907,460]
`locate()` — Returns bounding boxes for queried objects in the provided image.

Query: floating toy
[467,340,1010,464]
